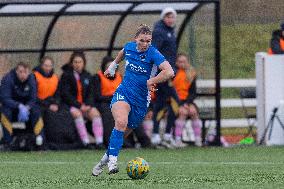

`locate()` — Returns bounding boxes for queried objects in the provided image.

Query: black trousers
[152,81,179,135]
[1,105,43,143]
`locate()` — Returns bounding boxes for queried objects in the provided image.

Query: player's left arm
[147,61,174,91]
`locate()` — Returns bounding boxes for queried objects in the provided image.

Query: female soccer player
[92,24,175,176]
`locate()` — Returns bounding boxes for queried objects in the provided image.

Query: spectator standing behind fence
[0,62,44,147]
[172,53,202,147]
[33,56,59,113]
[151,7,180,148]
[93,56,122,147]
[60,51,104,148]
[268,22,284,54]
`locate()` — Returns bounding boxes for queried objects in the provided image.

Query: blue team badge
[167,32,172,38]
[84,79,89,85]
[140,54,146,61]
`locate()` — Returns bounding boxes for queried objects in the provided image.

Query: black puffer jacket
[0,68,37,109]
[59,64,94,108]
[270,29,284,54]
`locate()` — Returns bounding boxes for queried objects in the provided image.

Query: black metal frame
[0,0,221,145]
[40,3,74,59]
[214,1,221,145]
[107,2,140,56]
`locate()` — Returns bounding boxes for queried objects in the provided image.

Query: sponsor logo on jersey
[129,63,147,73]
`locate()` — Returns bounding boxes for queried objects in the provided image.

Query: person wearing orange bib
[33,56,59,113]
[172,53,202,147]
[60,51,103,148]
[268,22,284,54]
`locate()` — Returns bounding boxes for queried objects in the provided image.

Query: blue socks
[107,128,124,157]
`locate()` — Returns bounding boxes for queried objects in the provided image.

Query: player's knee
[189,109,198,119]
[179,106,188,117]
[88,107,100,118]
[70,109,82,118]
[115,117,128,130]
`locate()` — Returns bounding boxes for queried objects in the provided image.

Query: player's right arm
[104,49,124,77]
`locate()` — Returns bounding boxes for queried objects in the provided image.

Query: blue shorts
[111,88,148,129]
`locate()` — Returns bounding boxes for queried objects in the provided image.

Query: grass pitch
[0,146,283,189]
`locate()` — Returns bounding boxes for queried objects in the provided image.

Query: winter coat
[0,69,37,109]
[59,64,94,108]
[152,20,177,71]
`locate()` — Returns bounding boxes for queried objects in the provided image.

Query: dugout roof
[0,0,219,58]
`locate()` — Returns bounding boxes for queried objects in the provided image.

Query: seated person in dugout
[60,51,104,148]
[268,22,284,54]
[93,56,122,146]
[33,56,59,113]
[0,62,44,147]
[172,53,202,147]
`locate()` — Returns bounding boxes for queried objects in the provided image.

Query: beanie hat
[160,7,177,19]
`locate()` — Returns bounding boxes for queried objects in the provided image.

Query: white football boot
[174,139,188,148]
[161,133,175,149]
[92,154,108,176]
[151,133,161,145]
[108,155,119,175]
[195,137,202,147]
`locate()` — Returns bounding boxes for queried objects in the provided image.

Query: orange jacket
[97,71,122,96]
[172,69,192,101]
[34,71,59,100]
[76,79,83,104]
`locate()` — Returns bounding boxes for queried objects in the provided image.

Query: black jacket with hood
[59,64,94,109]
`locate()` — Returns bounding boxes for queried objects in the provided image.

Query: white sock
[109,155,117,162]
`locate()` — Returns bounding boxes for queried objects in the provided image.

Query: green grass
[221,107,256,119]
[0,147,283,189]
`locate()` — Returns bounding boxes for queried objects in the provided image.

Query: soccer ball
[126,157,149,179]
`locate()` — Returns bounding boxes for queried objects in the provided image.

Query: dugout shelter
[0,0,221,145]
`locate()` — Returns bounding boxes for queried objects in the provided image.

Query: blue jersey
[118,41,165,107]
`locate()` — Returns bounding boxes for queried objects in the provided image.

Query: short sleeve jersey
[119,41,165,107]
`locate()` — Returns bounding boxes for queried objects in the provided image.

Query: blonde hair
[135,24,152,38]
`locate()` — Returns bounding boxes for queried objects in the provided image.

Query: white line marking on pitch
[0,161,283,165]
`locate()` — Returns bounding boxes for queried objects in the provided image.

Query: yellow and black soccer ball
[126,157,149,179]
